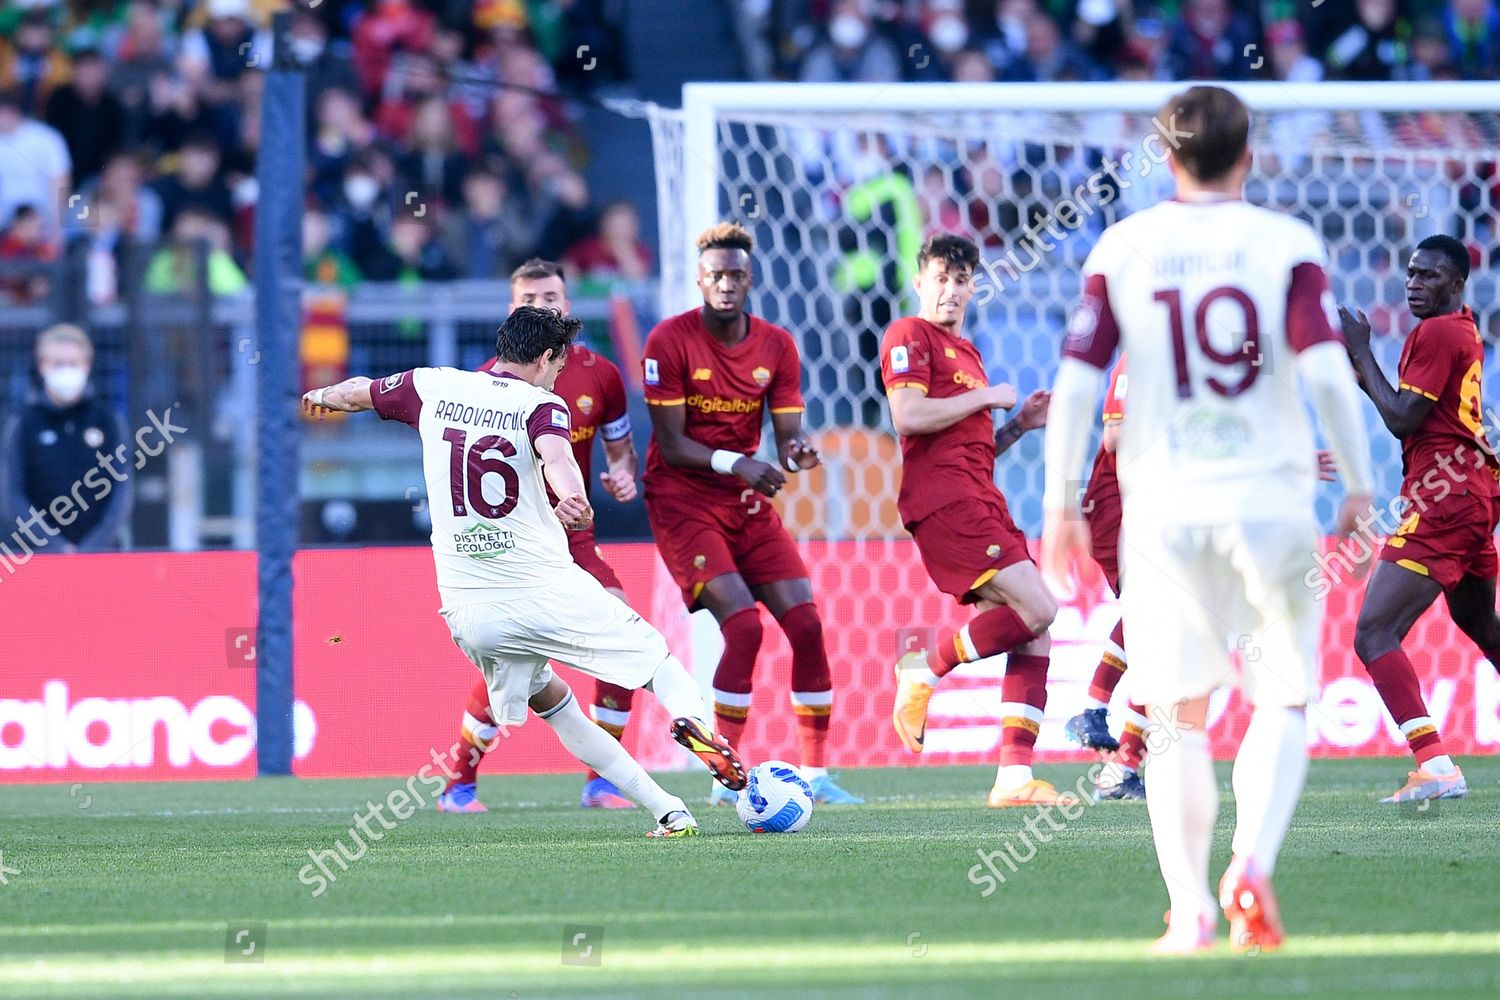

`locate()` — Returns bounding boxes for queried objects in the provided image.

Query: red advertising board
[2,543,1496,783]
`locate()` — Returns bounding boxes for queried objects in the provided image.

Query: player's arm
[1339,306,1435,438]
[1287,267,1371,534]
[646,401,786,496]
[887,383,1016,437]
[600,434,638,502]
[595,360,637,502]
[767,331,818,471]
[993,389,1050,458]
[536,433,594,530]
[1101,418,1122,453]
[1041,269,1120,584]
[302,376,374,415]
[1300,341,1375,533]
[771,409,820,471]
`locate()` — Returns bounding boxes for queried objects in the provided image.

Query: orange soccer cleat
[1219,856,1285,954]
[1379,766,1467,804]
[891,651,934,753]
[670,717,747,791]
[986,779,1079,808]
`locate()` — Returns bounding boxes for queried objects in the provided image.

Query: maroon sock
[781,603,833,769]
[443,679,494,789]
[1117,702,1148,770]
[998,653,1049,767]
[1365,648,1449,764]
[1087,619,1127,703]
[712,607,763,751]
[926,606,1038,677]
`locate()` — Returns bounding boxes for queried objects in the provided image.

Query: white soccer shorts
[1120,516,1321,709]
[439,564,671,727]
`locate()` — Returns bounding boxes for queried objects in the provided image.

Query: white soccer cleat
[646,809,700,838]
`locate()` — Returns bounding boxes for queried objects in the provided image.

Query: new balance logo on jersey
[891,346,910,373]
[644,358,660,385]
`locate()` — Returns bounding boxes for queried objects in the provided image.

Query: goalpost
[650,81,1499,539]
[641,82,1500,763]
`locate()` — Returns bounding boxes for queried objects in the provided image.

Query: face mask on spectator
[290,36,325,62]
[44,365,88,404]
[830,15,870,50]
[344,175,380,210]
[930,15,969,53]
[1077,0,1117,26]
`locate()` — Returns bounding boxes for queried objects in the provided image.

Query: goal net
[640,84,1500,769]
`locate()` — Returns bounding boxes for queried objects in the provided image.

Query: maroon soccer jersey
[641,308,805,499]
[479,343,629,485]
[879,316,999,525]
[1396,306,1500,503]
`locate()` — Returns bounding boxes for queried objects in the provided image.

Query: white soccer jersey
[1063,198,1343,524]
[370,367,574,601]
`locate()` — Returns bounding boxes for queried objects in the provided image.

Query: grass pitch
[1,759,1497,999]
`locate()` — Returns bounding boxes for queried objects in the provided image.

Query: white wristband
[315,387,329,407]
[710,449,743,475]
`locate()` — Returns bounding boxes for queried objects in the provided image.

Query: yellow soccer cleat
[986,779,1079,808]
[891,651,934,753]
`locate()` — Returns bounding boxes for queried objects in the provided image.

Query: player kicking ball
[1341,235,1500,804]
[431,260,647,814]
[642,222,861,807]
[303,306,746,838]
[882,233,1068,808]
[1044,86,1373,953]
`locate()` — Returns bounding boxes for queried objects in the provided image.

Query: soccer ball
[736,761,813,833]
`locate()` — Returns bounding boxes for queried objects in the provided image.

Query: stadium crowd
[0,0,639,305]
[2,0,1498,309]
[744,0,1500,84]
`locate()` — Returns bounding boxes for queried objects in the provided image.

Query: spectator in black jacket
[153,131,235,229]
[1324,0,1411,80]
[1162,0,1260,81]
[43,50,124,186]
[1,324,132,554]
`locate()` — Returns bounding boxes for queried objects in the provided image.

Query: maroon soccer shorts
[568,526,625,592]
[1379,490,1500,591]
[1083,492,1123,596]
[645,487,810,608]
[910,494,1032,605]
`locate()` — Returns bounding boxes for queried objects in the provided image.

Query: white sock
[646,654,711,725]
[1085,696,1108,710]
[539,690,685,819]
[800,766,827,780]
[1423,754,1457,776]
[915,666,942,688]
[1230,706,1308,877]
[1145,730,1218,926]
[994,764,1033,789]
